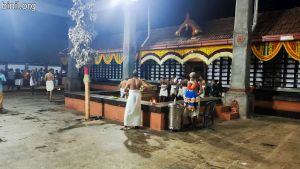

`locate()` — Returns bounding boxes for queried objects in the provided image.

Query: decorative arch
[139,45,233,66]
[251,42,283,61]
[182,53,208,64]
[283,41,300,61]
[141,54,182,65]
[95,52,124,65]
[207,51,233,64]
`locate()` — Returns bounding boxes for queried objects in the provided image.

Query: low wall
[91,83,119,91]
[254,88,300,118]
[65,92,222,131]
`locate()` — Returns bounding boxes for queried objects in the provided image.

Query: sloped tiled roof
[95,7,300,51]
[143,17,234,49]
[254,7,300,36]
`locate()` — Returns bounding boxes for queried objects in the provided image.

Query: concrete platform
[0,92,299,169]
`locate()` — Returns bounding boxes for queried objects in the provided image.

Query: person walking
[7,69,15,91]
[0,71,7,112]
[54,70,59,87]
[38,68,44,86]
[30,69,38,95]
[44,69,54,101]
[15,69,23,91]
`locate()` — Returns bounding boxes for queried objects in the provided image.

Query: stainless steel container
[168,103,183,131]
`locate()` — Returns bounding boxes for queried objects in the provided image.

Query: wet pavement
[0,91,299,169]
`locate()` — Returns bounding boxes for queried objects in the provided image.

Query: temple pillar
[64,56,81,91]
[122,1,137,79]
[225,0,254,119]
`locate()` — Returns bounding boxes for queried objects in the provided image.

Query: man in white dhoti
[30,69,38,95]
[170,75,178,101]
[159,77,168,102]
[44,69,54,101]
[121,71,143,130]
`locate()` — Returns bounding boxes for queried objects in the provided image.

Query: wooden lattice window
[250,49,300,88]
[90,60,123,81]
[207,57,232,88]
[140,59,184,81]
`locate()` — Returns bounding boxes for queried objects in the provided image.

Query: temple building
[88,7,300,117]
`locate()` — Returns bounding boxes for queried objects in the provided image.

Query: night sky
[0,0,299,64]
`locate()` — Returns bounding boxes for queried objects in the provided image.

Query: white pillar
[225,0,254,119]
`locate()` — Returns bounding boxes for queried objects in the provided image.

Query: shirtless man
[122,70,144,130]
[44,69,54,101]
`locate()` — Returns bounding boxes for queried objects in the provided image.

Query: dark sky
[0,0,299,64]
[96,0,300,35]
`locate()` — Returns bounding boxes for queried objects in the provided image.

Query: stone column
[64,19,82,92]
[122,1,137,79]
[225,0,254,119]
[64,56,82,91]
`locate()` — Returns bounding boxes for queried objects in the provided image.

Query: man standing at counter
[0,71,7,112]
[121,70,143,130]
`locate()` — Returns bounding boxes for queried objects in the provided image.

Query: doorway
[184,61,207,80]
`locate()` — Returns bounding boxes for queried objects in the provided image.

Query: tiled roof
[254,7,300,36]
[143,17,234,49]
[95,7,300,51]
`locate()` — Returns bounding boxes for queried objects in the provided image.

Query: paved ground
[0,92,299,169]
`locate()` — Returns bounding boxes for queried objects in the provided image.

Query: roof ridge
[258,6,300,14]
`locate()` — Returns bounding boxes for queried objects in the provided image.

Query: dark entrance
[184,61,207,80]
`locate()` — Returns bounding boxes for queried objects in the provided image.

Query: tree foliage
[68,0,96,68]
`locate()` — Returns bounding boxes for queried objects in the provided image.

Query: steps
[216,105,240,121]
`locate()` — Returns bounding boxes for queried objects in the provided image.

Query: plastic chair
[200,101,216,129]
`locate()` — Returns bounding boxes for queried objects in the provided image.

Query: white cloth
[120,88,125,98]
[170,85,177,95]
[46,81,54,91]
[199,86,206,98]
[124,90,142,127]
[182,87,187,99]
[30,77,36,87]
[159,85,168,97]
[15,79,23,86]
[177,85,188,97]
[177,87,183,97]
